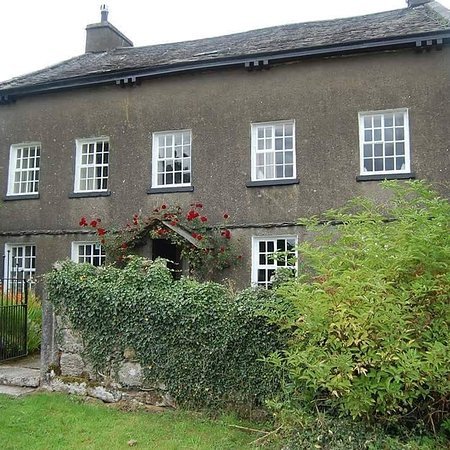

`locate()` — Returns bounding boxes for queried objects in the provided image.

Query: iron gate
[0,277,28,361]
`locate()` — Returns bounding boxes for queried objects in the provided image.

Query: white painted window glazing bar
[152,130,192,187]
[7,143,40,195]
[251,236,297,288]
[4,244,36,281]
[75,138,109,192]
[251,120,296,181]
[358,109,410,175]
[71,242,106,266]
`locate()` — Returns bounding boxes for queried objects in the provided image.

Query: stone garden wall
[41,311,174,407]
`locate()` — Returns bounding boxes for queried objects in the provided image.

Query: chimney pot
[100,4,109,22]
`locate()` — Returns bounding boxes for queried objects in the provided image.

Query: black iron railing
[0,277,28,361]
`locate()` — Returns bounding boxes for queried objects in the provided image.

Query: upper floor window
[252,236,297,289]
[251,121,296,181]
[74,138,109,193]
[359,109,410,176]
[71,242,105,267]
[4,244,36,281]
[152,130,191,187]
[7,143,40,196]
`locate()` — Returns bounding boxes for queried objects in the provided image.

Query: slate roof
[1,2,449,94]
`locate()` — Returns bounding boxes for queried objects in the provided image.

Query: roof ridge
[118,7,412,54]
[426,1,450,25]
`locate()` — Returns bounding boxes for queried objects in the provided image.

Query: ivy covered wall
[45,257,284,409]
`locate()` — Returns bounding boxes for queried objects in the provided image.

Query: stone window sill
[69,191,111,198]
[147,186,194,194]
[246,178,299,188]
[3,194,40,201]
[356,173,415,182]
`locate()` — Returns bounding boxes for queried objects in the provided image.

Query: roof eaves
[1,29,449,101]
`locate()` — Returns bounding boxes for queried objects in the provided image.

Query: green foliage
[45,257,283,409]
[281,412,449,450]
[266,181,450,426]
[27,292,42,353]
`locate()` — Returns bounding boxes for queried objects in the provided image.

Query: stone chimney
[407,0,432,7]
[85,4,133,53]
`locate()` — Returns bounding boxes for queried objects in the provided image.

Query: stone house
[0,0,449,289]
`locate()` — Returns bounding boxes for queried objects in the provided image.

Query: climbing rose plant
[79,202,241,278]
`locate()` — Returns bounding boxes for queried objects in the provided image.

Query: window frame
[151,129,192,189]
[74,137,110,194]
[250,120,296,182]
[7,142,41,197]
[71,241,106,267]
[251,235,298,288]
[358,108,411,177]
[3,243,37,281]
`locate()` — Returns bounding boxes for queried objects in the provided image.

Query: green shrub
[46,257,284,410]
[27,293,42,353]
[266,181,450,426]
[282,412,449,450]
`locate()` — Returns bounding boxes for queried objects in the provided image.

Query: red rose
[121,243,128,249]
[221,229,231,239]
[220,246,225,253]
[161,204,167,210]
[90,220,98,228]
[223,213,229,220]
[170,221,178,226]
[200,216,208,223]
[195,203,203,208]
[196,234,203,241]
[79,217,87,227]
[186,210,200,221]
[191,232,198,239]
[97,228,106,236]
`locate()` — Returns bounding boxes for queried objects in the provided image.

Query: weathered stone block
[117,362,143,387]
[87,386,122,403]
[60,353,86,377]
[58,328,84,353]
[123,347,136,360]
[45,378,88,396]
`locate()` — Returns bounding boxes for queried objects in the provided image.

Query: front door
[151,239,182,279]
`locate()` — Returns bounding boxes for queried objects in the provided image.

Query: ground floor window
[71,242,106,266]
[3,244,36,281]
[251,235,297,288]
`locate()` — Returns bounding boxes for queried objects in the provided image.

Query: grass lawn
[0,392,269,449]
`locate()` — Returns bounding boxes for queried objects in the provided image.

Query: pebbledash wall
[1,46,449,289]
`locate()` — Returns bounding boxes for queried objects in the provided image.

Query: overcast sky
[1,0,449,82]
